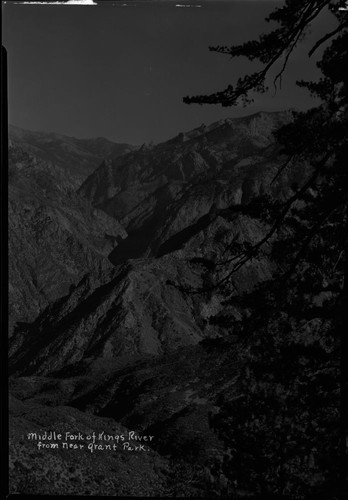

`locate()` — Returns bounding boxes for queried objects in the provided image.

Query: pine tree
[184,1,348,496]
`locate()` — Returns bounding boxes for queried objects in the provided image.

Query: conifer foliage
[184,1,348,496]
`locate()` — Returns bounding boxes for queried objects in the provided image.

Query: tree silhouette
[184,0,348,496]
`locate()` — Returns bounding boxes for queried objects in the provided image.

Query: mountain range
[8,111,336,497]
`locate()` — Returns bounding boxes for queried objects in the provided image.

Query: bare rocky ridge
[9,210,275,377]
[9,124,135,189]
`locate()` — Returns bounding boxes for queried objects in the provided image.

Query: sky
[2,0,337,144]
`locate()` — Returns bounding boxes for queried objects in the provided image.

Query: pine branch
[168,152,333,296]
[183,0,331,106]
[282,199,346,280]
[308,22,348,57]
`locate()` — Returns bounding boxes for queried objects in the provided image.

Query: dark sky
[2,0,336,144]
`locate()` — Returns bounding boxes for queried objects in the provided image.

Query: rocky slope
[79,111,304,265]
[9,395,170,496]
[9,227,273,378]
[10,308,337,497]
[9,138,128,330]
